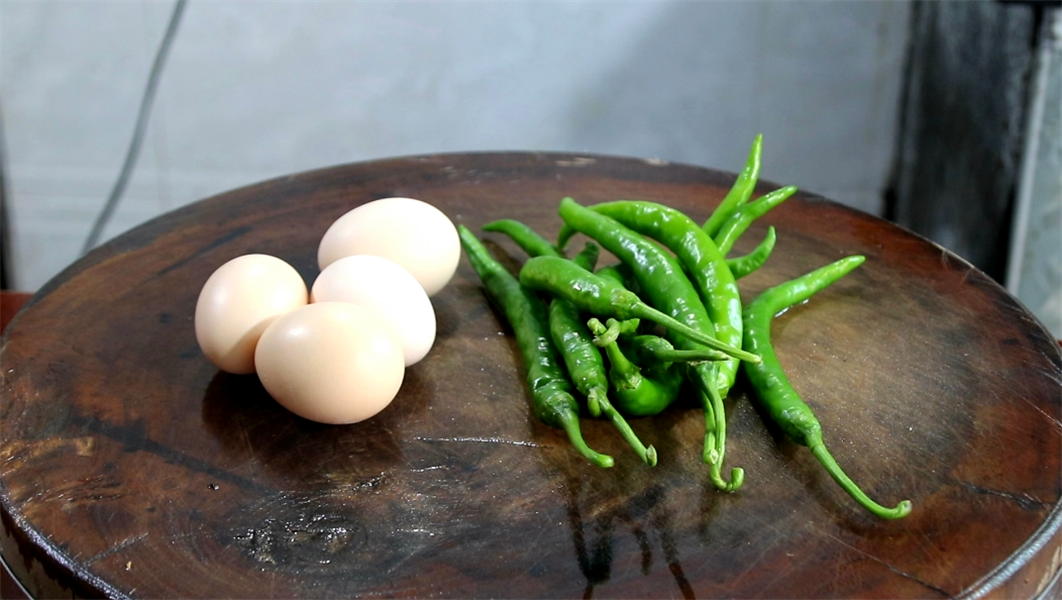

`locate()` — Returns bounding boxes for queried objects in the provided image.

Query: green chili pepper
[726,226,777,279]
[589,318,685,418]
[482,220,656,465]
[593,264,644,328]
[548,241,603,410]
[566,199,753,491]
[742,255,912,519]
[594,262,638,292]
[457,224,614,468]
[518,254,757,363]
[593,263,640,338]
[703,134,764,237]
[568,200,744,398]
[714,186,797,256]
[482,218,564,258]
[554,244,657,466]
[557,197,746,491]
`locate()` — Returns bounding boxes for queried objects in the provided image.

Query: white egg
[311,255,436,367]
[194,254,308,374]
[254,302,405,424]
[317,197,460,296]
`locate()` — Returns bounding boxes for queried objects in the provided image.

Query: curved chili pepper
[703,134,764,237]
[457,224,614,468]
[482,218,563,258]
[726,226,776,279]
[714,186,797,256]
[557,197,746,491]
[743,255,912,519]
[482,221,656,465]
[588,318,684,418]
[518,254,757,363]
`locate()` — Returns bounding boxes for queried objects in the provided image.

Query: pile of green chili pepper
[459,135,912,519]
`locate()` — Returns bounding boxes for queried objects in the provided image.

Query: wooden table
[2,153,1060,599]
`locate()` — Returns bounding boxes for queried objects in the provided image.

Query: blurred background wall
[0,1,913,287]
[0,0,1058,335]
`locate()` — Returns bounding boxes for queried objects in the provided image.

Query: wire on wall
[81,0,188,256]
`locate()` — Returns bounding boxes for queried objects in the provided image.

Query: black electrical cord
[81,0,187,256]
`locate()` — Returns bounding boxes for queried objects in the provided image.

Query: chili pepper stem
[808,440,912,519]
[703,444,719,466]
[590,321,622,348]
[590,319,642,349]
[701,390,717,462]
[627,303,761,363]
[589,319,642,391]
[701,373,744,492]
[555,409,615,468]
[590,389,658,467]
[651,348,729,363]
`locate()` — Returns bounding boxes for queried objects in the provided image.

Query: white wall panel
[2,1,911,290]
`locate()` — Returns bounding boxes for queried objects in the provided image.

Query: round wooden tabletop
[2,153,1059,599]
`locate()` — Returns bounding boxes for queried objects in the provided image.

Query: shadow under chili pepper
[561,469,617,598]
[651,398,723,598]
[659,382,729,545]
[650,488,696,600]
[546,408,707,599]
[559,467,655,599]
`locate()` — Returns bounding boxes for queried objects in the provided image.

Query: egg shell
[311,255,436,367]
[254,302,405,425]
[194,254,308,374]
[317,197,460,296]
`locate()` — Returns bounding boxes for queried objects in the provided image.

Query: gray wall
[1007,9,1061,338]
[2,1,912,291]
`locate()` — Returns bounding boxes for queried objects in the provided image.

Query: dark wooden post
[886,0,1042,283]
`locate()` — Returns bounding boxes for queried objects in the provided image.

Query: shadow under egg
[200,367,432,490]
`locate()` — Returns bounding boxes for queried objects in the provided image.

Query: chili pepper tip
[557,410,614,468]
[810,443,911,519]
[645,445,658,467]
[715,467,744,492]
[704,446,720,466]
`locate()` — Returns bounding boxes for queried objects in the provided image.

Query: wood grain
[1,153,1059,599]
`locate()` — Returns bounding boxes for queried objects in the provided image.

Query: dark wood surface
[0,292,32,600]
[1,153,1059,599]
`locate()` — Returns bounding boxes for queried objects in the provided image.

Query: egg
[254,302,405,424]
[311,255,436,367]
[317,197,460,296]
[195,254,308,374]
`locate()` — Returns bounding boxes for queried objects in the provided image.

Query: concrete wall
[1007,9,1061,338]
[2,1,912,291]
